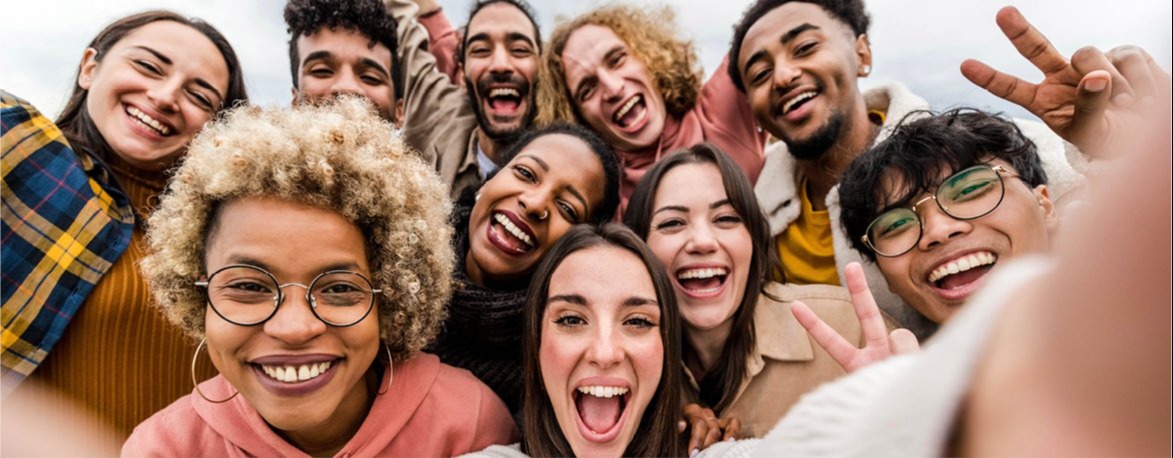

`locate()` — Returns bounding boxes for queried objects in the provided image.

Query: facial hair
[465,72,536,149]
[782,110,846,161]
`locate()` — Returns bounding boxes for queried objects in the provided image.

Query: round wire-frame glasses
[195,264,382,327]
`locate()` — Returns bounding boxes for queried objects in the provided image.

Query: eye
[654,218,684,232]
[794,41,818,57]
[185,88,214,110]
[134,59,163,76]
[554,313,586,327]
[557,200,581,223]
[624,315,657,328]
[608,51,627,68]
[224,279,272,293]
[511,46,534,57]
[878,215,917,238]
[714,213,742,226]
[361,73,386,85]
[512,165,537,183]
[468,45,491,58]
[308,66,333,78]
[577,82,596,102]
[749,66,772,87]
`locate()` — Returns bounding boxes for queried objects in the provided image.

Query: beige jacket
[683,282,868,438]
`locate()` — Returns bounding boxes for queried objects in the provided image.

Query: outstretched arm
[960,6,1170,159]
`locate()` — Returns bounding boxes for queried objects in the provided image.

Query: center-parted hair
[141,98,453,360]
[521,223,684,457]
[537,4,702,128]
[727,0,871,92]
[284,0,403,98]
[455,0,542,67]
[623,143,777,413]
[839,108,1048,262]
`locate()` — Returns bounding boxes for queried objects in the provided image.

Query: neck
[278,367,377,456]
[684,320,733,381]
[799,105,877,211]
[476,129,502,167]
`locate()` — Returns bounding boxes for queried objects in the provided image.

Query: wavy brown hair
[141,98,453,360]
[536,3,702,127]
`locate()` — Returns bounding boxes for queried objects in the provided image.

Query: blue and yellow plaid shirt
[1,91,134,396]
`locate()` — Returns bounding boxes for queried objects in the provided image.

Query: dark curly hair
[728,0,871,92]
[454,0,542,68]
[284,0,403,98]
[839,108,1047,262]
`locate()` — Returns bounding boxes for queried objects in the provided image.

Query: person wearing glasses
[125,98,517,456]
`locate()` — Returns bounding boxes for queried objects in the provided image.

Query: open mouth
[484,85,525,116]
[258,361,333,384]
[487,211,537,256]
[574,385,631,442]
[611,94,648,131]
[927,251,997,293]
[780,91,818,115]
[126,105,173,136]
[675,266,729,297]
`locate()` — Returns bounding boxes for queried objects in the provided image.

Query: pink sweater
[123,353,517,457]
[616,55,767,217]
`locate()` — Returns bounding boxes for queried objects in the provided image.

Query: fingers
[720,417,741,441]
[1072,46,1134,105]
[792,301,858,370]
[682,404,721,454]
[995,6,1070,75]
[1106,45,1167,102]
[961,58,1038,114]
[844,262,889,351]
[888,328,921,355]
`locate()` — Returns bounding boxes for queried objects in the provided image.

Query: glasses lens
[867,207,921,256]
[207,266,279,324]
[310,272,375,326]
[938,166,1004,219]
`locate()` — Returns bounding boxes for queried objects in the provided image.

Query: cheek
[632,334,664,386]
[645,234,679,269]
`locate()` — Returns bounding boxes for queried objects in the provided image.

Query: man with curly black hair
[285,0,404,124]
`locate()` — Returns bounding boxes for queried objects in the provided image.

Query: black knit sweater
[427,194,528,425]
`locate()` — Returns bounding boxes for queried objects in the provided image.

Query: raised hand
[679,403,740,457]
[960,6,1170,159]
[791,262,919,373]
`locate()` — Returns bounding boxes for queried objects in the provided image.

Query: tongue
[680,277,721,291]
[617,102,644,128]
[578,394,621,433]
[491,222,529,252]
[489,97,520,114]
[939,265,991,290]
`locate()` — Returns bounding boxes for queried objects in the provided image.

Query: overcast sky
[2,0,1169,121]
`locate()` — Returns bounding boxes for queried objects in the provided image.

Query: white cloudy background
[2,0,1169,121]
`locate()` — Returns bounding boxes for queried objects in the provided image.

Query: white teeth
[613,95,646,127]
[493,213,534,248]
[489,87,520,98]
[929,252,997,284]
[677,267,728,280]
[260,361,332,383]
[577,386,630,398]
[781,91,817,114]
[126,106,171,135]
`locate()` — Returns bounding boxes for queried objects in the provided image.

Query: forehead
[549,246,656,301]
[738,2,852,69]
[467,3,536,41]
[115,21,229,89]
[515,133,606,201]
[561,24,626,77]
[653,162,727,208]
[297,27,392,66]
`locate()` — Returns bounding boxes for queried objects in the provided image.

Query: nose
[330,68,363,97]
[685,222,719,255]
[263,284,328,345]
[518,189,552,222]
[771,55,802,92]
[488,46,513,74]
[586,321,624,369]
[598,69,625,102]
[916,202,972,251]
[146,77,182,113]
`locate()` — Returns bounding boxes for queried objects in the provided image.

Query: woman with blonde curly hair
[124,98,517,456]
[537,4,767,217]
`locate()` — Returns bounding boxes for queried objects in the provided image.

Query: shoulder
[762,282,861,336]
[459,443,527,458]
[123,394,225,456]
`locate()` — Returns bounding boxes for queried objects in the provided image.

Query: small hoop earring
[538,210,549,221]
[192,338,238,404]
[860,64,871,76]
[377,342,394,395]
[474,191,481,202]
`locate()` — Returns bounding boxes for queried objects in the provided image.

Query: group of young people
[1,0,1168,456]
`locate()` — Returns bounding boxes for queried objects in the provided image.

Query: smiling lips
[675,266,729,297]
[260,361,333,383]
[612,94,647,130]
[487,211,537,256]
[485,85,524,116]
[126,105,173,136]
[574,384,631,442]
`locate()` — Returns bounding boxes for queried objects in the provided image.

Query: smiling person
[538,4,768,217]
[285,0,404,124]
[468,223,684,457]
[1,10,246,442]
[385,0,543,200]
[125,99,517,456]
[432,123,621,425]
[729,0,1144,339]
[624,143,878,447]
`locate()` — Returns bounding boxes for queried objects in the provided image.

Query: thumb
[888,328,921,355]
[1068,70,1113,151]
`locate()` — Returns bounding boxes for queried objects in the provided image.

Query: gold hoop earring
[192,338,238,404]
[377,342,394,395]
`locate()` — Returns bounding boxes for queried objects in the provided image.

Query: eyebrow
[222,255,361,276]
[573,44,624,97]
[624,296,658,307]
[466,31,536,48]
[518,154,591,215]
[548,294,658,308]
[741,23,820,79]
[652,199,733,217]
[302,50,391,80]
[133,45,224,102]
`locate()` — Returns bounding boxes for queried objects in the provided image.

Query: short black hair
[495,123,622,224]
[454,0,542,68]
[284,0,403,98]
[728,0,871,92]
[839,108,1048,262]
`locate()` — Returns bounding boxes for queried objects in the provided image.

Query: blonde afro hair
[141,97,453,360]
[536,3,702,127]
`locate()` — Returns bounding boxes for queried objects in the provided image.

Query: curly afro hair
[284,0,403,98]
[141,97,453,360]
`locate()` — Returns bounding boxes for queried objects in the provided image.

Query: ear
[855,33,873,77]
[78,48,100,90]
[456,61,467,89]
[1033,184,1057,227]
[290,86,299,105]
[393,99,405,128]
